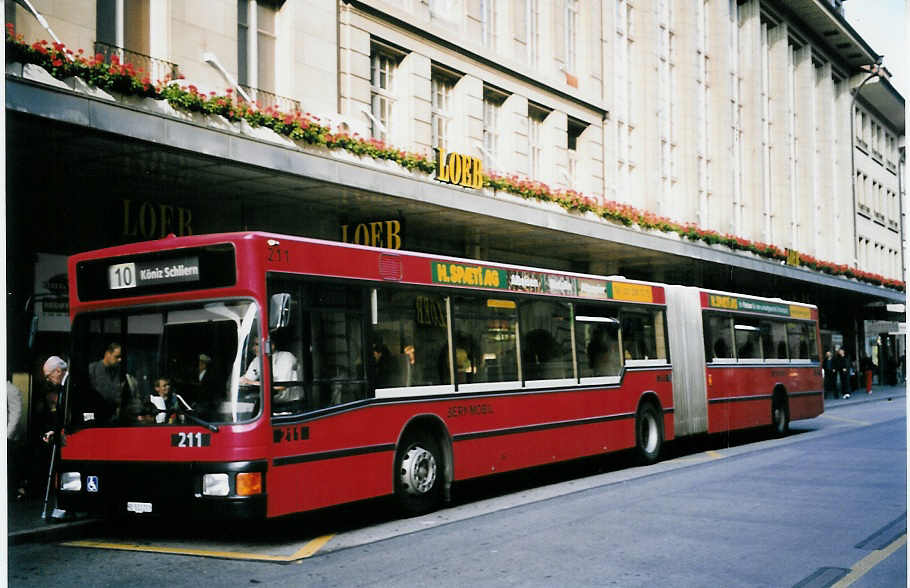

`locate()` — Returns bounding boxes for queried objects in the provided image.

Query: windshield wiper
[175,394,220,432]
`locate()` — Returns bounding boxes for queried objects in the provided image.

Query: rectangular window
[733,319,762,361]
[787,322,816,361]
[483,88,505,169]
[527,0,541,68]
[620,308,668,363]
[575,304,621,379]
[704,314,735,362]
[431,72,454,150]
[565,0,579,71]
[452,295,520,388]
[528,109,544,179]
[481,0,497,48]
[237,0,281,92]
[520,299,574,384]
[371,49,398,141]
[369,288,451,393]
[760,320,789,361]
[567,118,586,187]
[267,277,367,414]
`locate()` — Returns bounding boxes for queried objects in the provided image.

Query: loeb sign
[434,148,484,189]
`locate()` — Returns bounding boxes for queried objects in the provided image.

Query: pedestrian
[40,356,70,519]
[822,350,836,397]
[7,376,26,500]
[834,348,850,399]
[860,354,874,394]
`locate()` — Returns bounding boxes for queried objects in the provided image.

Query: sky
[843,0,908,97]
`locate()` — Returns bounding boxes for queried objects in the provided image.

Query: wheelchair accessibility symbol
[86,475,99,493]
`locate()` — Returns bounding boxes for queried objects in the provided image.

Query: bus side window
[704,315,734,361]
[452,295,520,384]
[367,288,451,390]
[574,304,621,378]
[519,300,573,381]
[620,309,667,362]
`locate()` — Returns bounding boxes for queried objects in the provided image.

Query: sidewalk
[822,383,907,410]
[7,494,101,545]
[7,384,905,544]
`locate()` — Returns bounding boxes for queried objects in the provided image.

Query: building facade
[5,0,906,393]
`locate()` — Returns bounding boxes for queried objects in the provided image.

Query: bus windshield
[68,300,262,427]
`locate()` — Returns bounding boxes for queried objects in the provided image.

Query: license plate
[126,501,153,514]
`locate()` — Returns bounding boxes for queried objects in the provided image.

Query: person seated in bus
[402,344,425,387]
[240,338,302,403]
[141,377,181,424]
[713,337,730,360]
[587,325,620,377]
[369,341,399,389]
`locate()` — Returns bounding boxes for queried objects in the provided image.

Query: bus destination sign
[109,256,201,290]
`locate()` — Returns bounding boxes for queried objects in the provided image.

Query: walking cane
[41,437,57,520]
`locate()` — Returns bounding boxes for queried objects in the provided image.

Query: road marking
[62,533,335,563]
[705,450,724,459]
[821,414,871,426]
[831,534,907,587]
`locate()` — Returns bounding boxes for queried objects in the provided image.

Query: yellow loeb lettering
[370,221,384,247]
[435,148,449,182]
[385,220,401,249]
[460,154,472,188]
[472,156,484,189]
[447,152,462,185]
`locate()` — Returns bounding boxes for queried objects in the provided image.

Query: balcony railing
[239,85,301,114]
[93,41,179,83]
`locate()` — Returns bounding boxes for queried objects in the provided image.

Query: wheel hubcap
[641,414,658,454]
[400,446,437,496]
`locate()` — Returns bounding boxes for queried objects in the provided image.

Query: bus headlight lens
[60,472,82,492]
[202,473,230,496]
[236,472,262,496]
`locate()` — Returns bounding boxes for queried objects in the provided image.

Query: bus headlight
[60,472,82,492]
[202,473,230,496]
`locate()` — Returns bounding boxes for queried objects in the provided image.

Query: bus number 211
[171,432,211,447]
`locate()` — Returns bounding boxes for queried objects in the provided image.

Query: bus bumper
[55,459,268,520]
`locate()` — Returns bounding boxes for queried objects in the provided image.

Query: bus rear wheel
[772,395,790,436]
[635,402,663,464]
[395,435,443,516]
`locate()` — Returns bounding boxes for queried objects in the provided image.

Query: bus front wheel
[395,434,443,516]
[635,402,663,464]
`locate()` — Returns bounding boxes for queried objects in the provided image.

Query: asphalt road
[8,398,906,587]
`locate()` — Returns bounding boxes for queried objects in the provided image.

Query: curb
[8,518,103,545]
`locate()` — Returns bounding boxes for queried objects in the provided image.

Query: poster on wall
[33,253,70,332]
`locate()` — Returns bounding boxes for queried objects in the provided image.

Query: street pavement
[6,383,906,545]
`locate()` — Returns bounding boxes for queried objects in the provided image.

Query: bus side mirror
[269,293,292,331]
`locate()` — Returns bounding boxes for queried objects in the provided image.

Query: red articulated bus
[56,232,822,519]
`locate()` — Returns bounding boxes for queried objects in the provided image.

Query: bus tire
[635,402,663,464]
[772,394,790,436]
[395,434,443,516]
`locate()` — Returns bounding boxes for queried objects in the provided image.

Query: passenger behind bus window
[142,377,181,424]
[402,344,426,386]
[369,341,398,388]
[88,342,124,420]
[240,338,302,405]
[588,324,620,377]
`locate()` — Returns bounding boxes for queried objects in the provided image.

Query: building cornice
[6,74,903,303]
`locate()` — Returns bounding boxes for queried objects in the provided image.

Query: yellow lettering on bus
[710,295,738,310]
